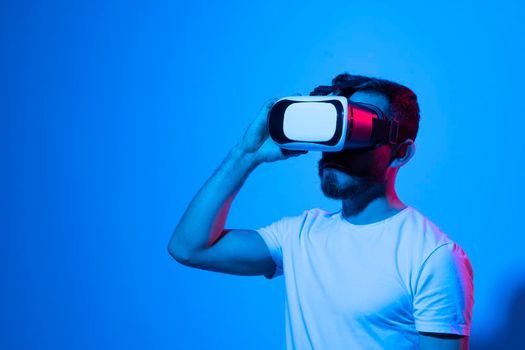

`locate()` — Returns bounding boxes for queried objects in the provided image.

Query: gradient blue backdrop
[2,1,525,349]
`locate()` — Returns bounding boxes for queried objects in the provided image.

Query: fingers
[263,97,278,107]
[281,149,309,158]
[250,98,274,122]
[258,97,278,118]
[250,97,278,130]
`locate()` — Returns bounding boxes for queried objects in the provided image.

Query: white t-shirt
[255,206,474,350]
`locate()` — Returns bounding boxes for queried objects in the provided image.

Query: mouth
[319,162,350,172]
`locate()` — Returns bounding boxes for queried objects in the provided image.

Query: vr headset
[267,83,416,152]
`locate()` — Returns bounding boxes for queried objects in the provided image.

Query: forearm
[168,144,260,260]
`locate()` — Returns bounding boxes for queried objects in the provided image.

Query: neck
[341,175,406,225]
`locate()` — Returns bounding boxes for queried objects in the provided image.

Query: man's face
[318,91,395,199]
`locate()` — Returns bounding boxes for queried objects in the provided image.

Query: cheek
[353,148,392,176]
[353,148,391,169]
[374,149,394,171]
[376,147,394,166]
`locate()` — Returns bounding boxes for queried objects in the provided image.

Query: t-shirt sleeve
[255,211,307,279]
[413,242,474,336]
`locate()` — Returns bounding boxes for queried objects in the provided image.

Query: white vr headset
[267,84,416,152]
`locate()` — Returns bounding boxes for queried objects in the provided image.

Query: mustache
[318,151,376,180]
[318,157,384,183]
[318,158,354,175]
[318,148,373,171]
[319,151,353,168]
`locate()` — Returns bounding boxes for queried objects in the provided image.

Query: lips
[320,162,339,168]
[319,161,350,172]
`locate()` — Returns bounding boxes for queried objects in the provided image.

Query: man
[168,73,474,349]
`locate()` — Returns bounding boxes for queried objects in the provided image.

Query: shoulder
[400,206,472,268]
[304,207,338,219]
[278,208,338,222]
[401,206,455,249]
[272,208,339,234]
[257,208,324,231]
[301,207,341,227]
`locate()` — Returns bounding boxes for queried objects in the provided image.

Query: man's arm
[414,242,474,350]
[168,145,275,276]
[419,332,469,350]
[168,99,305,275]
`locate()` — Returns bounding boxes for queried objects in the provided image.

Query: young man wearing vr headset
[168,73,474,350]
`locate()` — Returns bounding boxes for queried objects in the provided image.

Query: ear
[389,139,416,168]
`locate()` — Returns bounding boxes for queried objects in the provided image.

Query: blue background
[2,1,524,349]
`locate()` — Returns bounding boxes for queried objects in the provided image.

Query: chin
[320,166,354,183]
[319,167,377,199]
[320,169,352,199]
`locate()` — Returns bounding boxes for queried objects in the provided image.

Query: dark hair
[332,73,420,142]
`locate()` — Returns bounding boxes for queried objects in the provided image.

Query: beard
[317,152,388,200]
[320,168,377,199]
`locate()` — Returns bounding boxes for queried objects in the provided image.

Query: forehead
[348,90,390,114]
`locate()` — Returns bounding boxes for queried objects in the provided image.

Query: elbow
[167,239,193,265]
[167,241,177,260]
